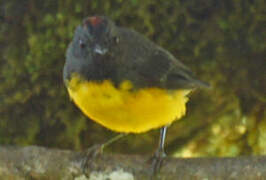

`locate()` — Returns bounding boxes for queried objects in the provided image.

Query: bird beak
[94,44,108,55]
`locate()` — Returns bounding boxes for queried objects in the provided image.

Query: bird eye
[79,39,86,48]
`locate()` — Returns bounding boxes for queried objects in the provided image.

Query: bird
[63,15,209,173]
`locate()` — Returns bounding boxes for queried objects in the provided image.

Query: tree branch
[0,145,266,179]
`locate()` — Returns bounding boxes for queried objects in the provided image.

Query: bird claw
[81,144,103,173]
[148,150,167,178]
[80,134,125,175]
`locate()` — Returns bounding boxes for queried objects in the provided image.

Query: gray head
[63,16,119,83]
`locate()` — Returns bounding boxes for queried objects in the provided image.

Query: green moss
[0,0,265,156]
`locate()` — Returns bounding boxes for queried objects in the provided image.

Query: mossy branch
[0,145,266,180]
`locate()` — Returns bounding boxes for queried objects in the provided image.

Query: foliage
[0,0,265,156]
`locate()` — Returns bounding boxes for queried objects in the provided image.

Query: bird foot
[81,144,103,174]
[148,150,167,179]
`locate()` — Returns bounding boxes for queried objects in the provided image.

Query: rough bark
[0,145,266,180]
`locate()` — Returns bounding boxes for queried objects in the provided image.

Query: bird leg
[150,126,168,176]
[81,133,126,172]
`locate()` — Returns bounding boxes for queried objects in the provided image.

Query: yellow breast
[67,75,189,133]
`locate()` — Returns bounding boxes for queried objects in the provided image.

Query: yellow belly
[67,75,189,133]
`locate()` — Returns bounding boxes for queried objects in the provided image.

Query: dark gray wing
[116,28,209,89]
[139,48,209,89]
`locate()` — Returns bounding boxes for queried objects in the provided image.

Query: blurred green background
[0,0,265,157]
